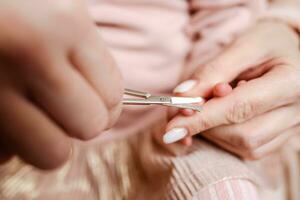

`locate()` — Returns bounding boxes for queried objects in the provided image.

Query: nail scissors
[122,88,203,112]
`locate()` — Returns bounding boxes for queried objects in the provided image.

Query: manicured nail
[163,128,188,144]
[173,80,197,93]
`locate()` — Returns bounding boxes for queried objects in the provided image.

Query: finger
[213,82,232,97]
[180,83,232,116]
[180,137,193,146]
[181,109,195,116]
[167,107,179,120]
[70,31,123,128]
[204,124,299,160]
[248,125,300,159]
[237,80,247,87]
[177,83,232,141]
[0,148,13,164]
[174,21,296,98]
[174,20,299,98]
[0,137,13,164]
[173,34,270,97]
[166,67,297,140]
[179,83,231,119]
[0,154,12,164]
[202,103,300,151]
[0,90,71,169]
[179,100,206,116]
[28,57,110,140]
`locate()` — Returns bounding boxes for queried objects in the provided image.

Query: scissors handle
[124,89,151,98]
[122,96,171,105]
[122,99,150,105]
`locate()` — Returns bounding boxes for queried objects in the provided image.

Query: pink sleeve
[192,179,260,200]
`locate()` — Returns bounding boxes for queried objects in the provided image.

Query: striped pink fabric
[193,179,259,200]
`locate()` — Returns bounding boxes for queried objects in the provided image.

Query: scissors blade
[163,103,203,112]
[170,97,204,104]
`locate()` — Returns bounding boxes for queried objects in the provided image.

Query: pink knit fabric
[193,179,259,200]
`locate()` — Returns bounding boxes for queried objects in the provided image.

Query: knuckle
[226,100,258,123]
[200,117,211,130]
[190,114,211,133]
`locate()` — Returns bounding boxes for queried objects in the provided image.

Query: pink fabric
[193,179,259,200]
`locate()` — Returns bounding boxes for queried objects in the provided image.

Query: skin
[166,20,300,159]
[180,82,233,146]
[0,0,123,169]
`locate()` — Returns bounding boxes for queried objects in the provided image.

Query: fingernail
[163,128,188,144]
[173,80,197,93]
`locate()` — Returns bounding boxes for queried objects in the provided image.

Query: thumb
[173,38,269,97]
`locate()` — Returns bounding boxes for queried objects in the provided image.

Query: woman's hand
[164,21,300,159]
[0,0,123,169]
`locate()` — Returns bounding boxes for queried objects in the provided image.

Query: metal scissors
[122,88,203,112]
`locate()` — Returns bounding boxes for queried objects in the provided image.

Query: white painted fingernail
[173,80,197,93]
[163,128,188,144]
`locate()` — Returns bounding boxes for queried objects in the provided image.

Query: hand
[0,0,123,169]
[163,21,300,159]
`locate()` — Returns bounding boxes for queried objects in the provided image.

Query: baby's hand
[0,0,123,169]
